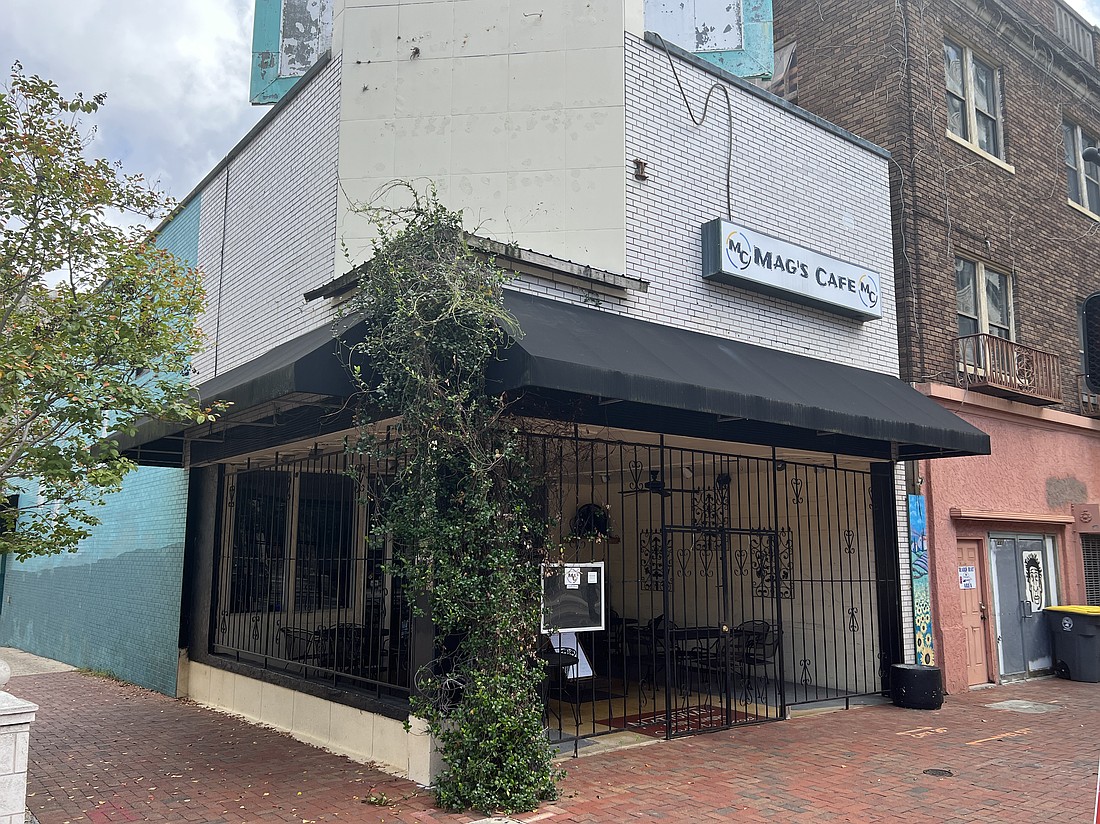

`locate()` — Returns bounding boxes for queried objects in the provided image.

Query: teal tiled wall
[0,467,189,695]
[156,195,201,265]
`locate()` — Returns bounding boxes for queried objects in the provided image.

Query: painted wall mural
[909,494,935,665]
[1023,550,1046,612]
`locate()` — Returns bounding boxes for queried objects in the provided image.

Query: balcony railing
[1056,0,1096,64]
[954,334,1061,405]
[1079,374,1100,417]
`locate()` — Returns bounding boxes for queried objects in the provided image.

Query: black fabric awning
[120,290,989,466]
[192,321,355,410]
[114,323,360,466]
[489,291,989,460]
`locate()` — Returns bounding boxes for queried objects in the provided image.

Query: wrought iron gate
[662,525,783,736]
[526,432,898,744]
[207,430,898,742]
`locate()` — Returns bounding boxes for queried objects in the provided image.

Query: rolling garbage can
[1044,606,1100,682]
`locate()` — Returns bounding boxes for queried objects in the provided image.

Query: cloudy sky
[1,0,264,203]
[1072,0,1100,22]
[3,0,1100,207]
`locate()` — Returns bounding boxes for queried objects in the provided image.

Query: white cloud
[1,0,266,203]
[1064,0,1100,25]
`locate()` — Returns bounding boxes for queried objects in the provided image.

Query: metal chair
[675,632,727,703]
[539,643,582,730]
[320,623,389,678]
[637,614,676,694]
[279,626,327,667]
[731,620,779,707]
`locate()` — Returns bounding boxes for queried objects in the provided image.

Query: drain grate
[923,768,954,777]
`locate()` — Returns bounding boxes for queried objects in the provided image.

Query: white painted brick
[615,37,898,377]
[180,33,911,656]
[193,56,343,381]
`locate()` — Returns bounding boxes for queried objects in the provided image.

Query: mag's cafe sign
[701,219,883,321]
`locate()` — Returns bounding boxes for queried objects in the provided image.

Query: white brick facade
[623,36,898,375]
[508,36,899,379]
[193,56,342,381]
[189,15,898,390]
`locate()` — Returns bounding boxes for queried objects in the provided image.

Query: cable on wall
[652,33,735,221]
[213,164,230,377]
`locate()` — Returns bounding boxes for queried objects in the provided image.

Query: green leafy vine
[340,185,559,813]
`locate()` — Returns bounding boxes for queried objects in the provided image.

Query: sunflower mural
[908,494,935,666]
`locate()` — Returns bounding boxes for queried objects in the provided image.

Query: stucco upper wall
[925,398,1100,517]
[331,0,643,275]
[623,36,899,375]
[191,56,342,381]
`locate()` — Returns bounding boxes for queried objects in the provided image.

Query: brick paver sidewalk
[9,670,1099,823]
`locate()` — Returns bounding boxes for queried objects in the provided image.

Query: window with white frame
[943,38,1004,159]
[955,257,1012,340]
[1063,120,1100,214]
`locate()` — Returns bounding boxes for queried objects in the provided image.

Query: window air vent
[1083,534,1100,606]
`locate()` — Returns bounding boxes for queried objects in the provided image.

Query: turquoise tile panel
[155,195,201,267]
[0,467,188,696]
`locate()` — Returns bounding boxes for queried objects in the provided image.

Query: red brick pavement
[10,671,1100,823]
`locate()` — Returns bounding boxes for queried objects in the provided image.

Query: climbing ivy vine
[340,185,559,813]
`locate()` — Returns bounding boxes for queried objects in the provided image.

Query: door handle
[979,602,987,621]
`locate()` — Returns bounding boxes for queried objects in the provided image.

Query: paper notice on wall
[959,565,977,590]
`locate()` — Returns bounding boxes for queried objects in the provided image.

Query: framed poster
[540,562,605,634]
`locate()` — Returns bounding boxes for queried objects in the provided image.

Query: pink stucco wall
[919,385,1100,694]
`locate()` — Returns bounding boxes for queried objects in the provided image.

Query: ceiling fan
[620,469,699,498]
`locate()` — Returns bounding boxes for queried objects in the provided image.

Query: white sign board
[702,219,883,320]
[958,565,976,590]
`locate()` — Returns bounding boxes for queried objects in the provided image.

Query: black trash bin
[891,663,943,709]
[1045,606,1100,682]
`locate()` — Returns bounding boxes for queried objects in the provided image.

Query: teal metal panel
[250,0,332,104]
[647,0,775,79]
[696,0,774,79]
[251,0,299,104]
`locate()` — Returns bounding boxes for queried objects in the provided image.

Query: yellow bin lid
[1045,605,1100,615]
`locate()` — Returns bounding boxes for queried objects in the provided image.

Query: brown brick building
[772,0,1100,692]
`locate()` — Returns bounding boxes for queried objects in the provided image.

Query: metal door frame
[989,532,1059,678]
[660,523,784,737]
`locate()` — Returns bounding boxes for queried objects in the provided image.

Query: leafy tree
[0,64,214,559]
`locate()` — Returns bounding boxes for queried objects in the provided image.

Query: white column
[0,663,37,824]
